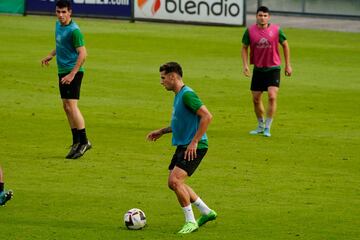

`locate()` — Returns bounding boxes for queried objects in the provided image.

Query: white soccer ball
[124,208,147,230]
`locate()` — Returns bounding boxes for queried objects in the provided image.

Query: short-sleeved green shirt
[73,29,85,48]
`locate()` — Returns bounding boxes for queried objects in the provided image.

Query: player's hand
[60,73,75,85]
[184,142,197,161]
[243,66,250,77]
[146,130,162,141]
[41,55,53,66]
[285,65,292,76]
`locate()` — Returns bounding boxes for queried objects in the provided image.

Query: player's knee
[63,103,72,113]
[63,102,76,114]
[268,95,277,103]
[252,97,261,105]
[168,177,180,191]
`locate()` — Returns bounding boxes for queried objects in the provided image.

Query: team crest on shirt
[256,37,271,49]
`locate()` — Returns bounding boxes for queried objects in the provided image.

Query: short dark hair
[56,0,71,10]
[159,62,183,77]
[256,6,270,14]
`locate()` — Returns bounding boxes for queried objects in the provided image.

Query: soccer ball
[124,208,146,230]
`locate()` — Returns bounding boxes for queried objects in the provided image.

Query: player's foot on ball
[249,126,264,135]
[197,210,217,227]
[66,143,80,159]
[263,128,271,137]
[178,221,199,234]
[0,190,13,206]
[71,141,92,159]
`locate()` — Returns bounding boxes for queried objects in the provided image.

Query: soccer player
[0,166,13,206]
[41,0,91,159]
[147,62,217,234]
[241,6,292,137]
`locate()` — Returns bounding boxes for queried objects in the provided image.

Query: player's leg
[263,87,278,137]
[167,147,199,233]
[168,167,194,213]
[250,91,265,134]
[249,70,266,134]
[62,99,90,158]
[63,99,91,159]
[267,87,278,119]
[264,69,281,137]
[168,147,210,233]
[63,99,85,130]
[59,72,91,159]
[63,100,80,158]
[168,167,199,234]
[252,91,265,120]
[59,72,85,158]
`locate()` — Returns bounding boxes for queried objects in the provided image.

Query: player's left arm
[279,28,292,76]
[60,46,87,84]
[241,28,251,77]
[61,29,87,84]
[281,40,292,76]
[185,105,212,161]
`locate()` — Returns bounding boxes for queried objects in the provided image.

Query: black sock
[78,128,88,144]
[71,128,80,145]
[0,182,4,192]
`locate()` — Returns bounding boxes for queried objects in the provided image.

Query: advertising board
[26,0,132,19]
[134,0,245,26]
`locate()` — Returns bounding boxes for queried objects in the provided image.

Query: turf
[0,14,359,240]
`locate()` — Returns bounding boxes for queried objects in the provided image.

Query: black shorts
[251,69,280,92]
[169,147,207,177]
[58,71,83,99]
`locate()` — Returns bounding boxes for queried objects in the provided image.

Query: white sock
[193,197,211,215]
[258,118,265,128]
[265,118,273,129]
[182,204,196,223]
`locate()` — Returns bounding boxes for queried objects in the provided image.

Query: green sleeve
[242,28,250,46]
[72,29,85,48]
[279,28,287,43]
[182,91,203,113]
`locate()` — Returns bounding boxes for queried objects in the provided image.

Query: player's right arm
[146,127,172,141]
[241,44,250,77]
[41,49,56,66]
[241,28,251,77]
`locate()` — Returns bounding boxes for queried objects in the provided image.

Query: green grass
[0,14,359,240]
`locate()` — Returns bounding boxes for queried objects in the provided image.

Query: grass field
[0,14,359,240]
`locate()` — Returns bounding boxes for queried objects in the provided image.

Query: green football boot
[178,221,199,234]
[197,210,217,227]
